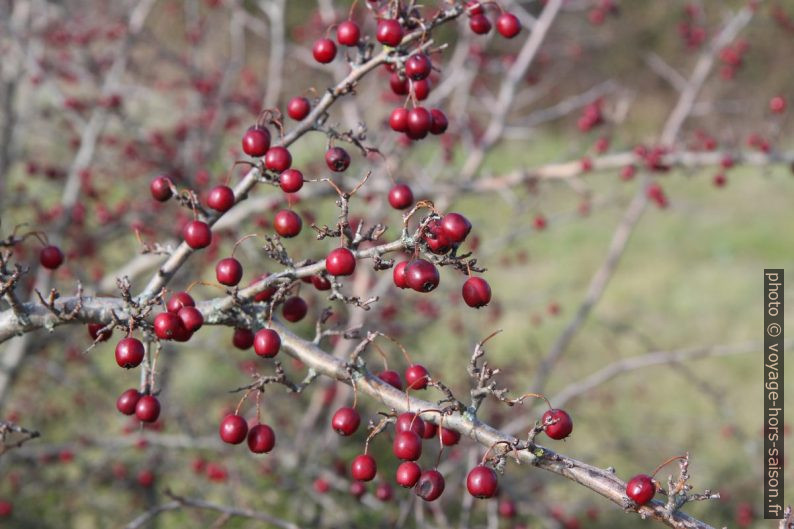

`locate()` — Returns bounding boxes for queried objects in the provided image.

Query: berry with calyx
[331,406,361,436]
[247,423,276,453]
[405,53,432,81]
[542,408,573,440]
[154,312,183,340]
[273,210,302,238]
[115,337,145,368]
[462,277,492,308]
[326,247,356,276]
[253,328,281,358]
[325,146,351,172]
[467,465,499,498]
[351,454,377,481]
[40,245,65,270]
[406,259,440,292]
[216,257,243,286]
[219,413,248,444]
[207,185,235,212]
[242,126,271,157]
[415,469,445,501]
[182,220,212,249]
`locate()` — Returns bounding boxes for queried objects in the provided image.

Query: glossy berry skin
[406,107,432,139]
[150,176,172,201]
[115,337,145,368]
[466,1,484,15]
[312,275,331,291]
[337,20,360,46]
[395,412,425,436]
[389,108,409,132]
[154,312,183,340]
[421,422,437,439]
[406,259,440,292]
[325,146,351,172]
[429,109,448,134]
[441,213,472,243]
[167,291,195,313]
[405,364,429,390]
[378,370,404,390]
[216,257,243,286]
[135,395,161,423]
[279,169,303,193]
[312,38,337,63]
[242,126,270,157]
[219,414,249,445]
[469,14,492,34]
[440,427,460,446]
[396,461,422,487]
[393,261,409,289]
[542,409,573,440]
[265,146,292,172]
[116,389,141,415]
[88,323,112,342]
[376,19,403,47]
[467,465,498,498]
[331,406,361,436]
[178,306,204,333]
[282,296,308,322]
[388,184,413,209]
[247,423,276,453]
[496,13,521,38]
[351,454,377,481]
[287,97,311,120]
[405,53,432,81]
[415,469,445,501]
[462,277,491,308]
[390,73,409,95]
[393,431,422,461]
[273,210,302,238]
[232,328,255,349]
[423,219,453,254]
[626,474,656,505]
[207,185,235,212]
[182,220,212,249]
[253,328,281,358]
[40,245,64,270]
[412,79,431,101]
[326,247,356,276]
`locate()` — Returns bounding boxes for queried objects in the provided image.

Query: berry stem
[650,455,688,479]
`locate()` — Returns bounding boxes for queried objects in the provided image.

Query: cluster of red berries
[218,413,276,454]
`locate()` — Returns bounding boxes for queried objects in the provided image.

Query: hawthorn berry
[467,465,499,498]
[326,247,356,276]
[388,184,413,209]
[232,328,255,349]
[466,1,484,15]
[405,364,429,390]
[429,109,448,134]
[376,19,403,47]
[350,481,366,499]
[393,430,423,461]
[393,260,410,288]
[469,14,492,34]
[116,389,141,415]
[273,210,302,238]
[167,291,195,313]
[405,259,440,292]
[287,97,311,120]
[242,126,271,157]
[154,312,183,340]
[440,212,472,243]
[216,257,243,286]
[247,423,276,453]
[378,369,404,390]
[182,220,212,249]
[312,38,337,63]
[337,20,361,46]
[440,427,461,446]
[395,412,425,436]
[542,408,573,440]
[390,73,409,95]
[135,395,161,423]
[389,108,409,133]
[462,277,492,308]
[351,454,377,481]
[250,274,277,302]
[415,469,445,501]
[770,95,786,114]
[406,107,432,139]
[412,79,431,101]
[496,12,521,38]
[331,406,361,436]
[265,146,292,172]
[88,323,112,342]
[282,296,308,322]
[312,274,332,291]
[207,185,235,212]
[279,169,304,193]
[219,413,249,444]
[325,146,351,172]
[115,337,145,368]
[253,328,281,358]
[40,245,64,270]
[176,306,202,333]
[150,176,173,201]
[626,474,656,505]
[405,53,432,81]
[375,482,393,502]
[421,421,438,439]
[423,219,453,254]
[396,461,422,487]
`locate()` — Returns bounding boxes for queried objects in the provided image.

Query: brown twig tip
[651,454,688,479]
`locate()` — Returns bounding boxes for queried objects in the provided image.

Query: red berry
[429,108,448,134]
[351,454,377,481]
[406,259,440,292]
[770,95,786,114]
[182,220,212,249]
[135,395,161,423]
[219,413,248,444]
[282,296,308,322]
[626,474,656,505]
[412,79,431,101]
[332,406,361,436]
[40,245,64,270]
[178,306,204,333]
[312,274,331,291]
[167,291,195,313]
[279,169,304,193]
[273,210,302,237]
[253,328,281,357]
[496,12,521,38]
[116,389,141,415]
[150,176,172,201]
[88,323,112,342]
[393,260,410,289]
[389,108,409,132]
[115,337,145,368]
[415,469,445,501]
[314,478,330,493]
[242,126,271,157]
[423,219,453,254]
[326,247,356,276]
[378,369,403,390]
[337,20,361,46]
[207,185,235,212]
[405,53,432,81]
[462,277,491,308]
[390,73,409,95]
[325,146,351,172]
[395,412,425,436]
[388,184,413,209]
[216,257,243,286]
[469,14,492,34]
[247,423,276,453]
[406,107,432,139]
[542,409,573,440]
[440,212,472,243]
[466,1,484,15]
[467,465,499,498]
[498,498,517,518]
[713,173,727,187]
[405,364,429,390]
[154,312,183,340]
[393,430,422,461]
[376,19,403,47]
[440,427,460,446]
[232,328,255,349]
[421,421,437,439]
[396,461,422,487]
[265,146,292,172]
[287,97,311,120]
[313,38,337,63]
[250,274,277,302]
[620,165,636,181]
[375,482,393,501]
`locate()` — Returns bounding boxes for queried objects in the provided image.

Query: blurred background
[0,0,792,528]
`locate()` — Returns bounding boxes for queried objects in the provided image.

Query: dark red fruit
[250,274,277,302]
[406,107,432,139]
[242,126,271,157]
[253,328,281,358]
[247,423,276,453]
[375,482,393,501]
[154,312,183,340]
[393,430,422,461]
[351,454,377,481]
[405,53,432,81]
[282,296,308,322]
[542,408,573,440]
[167,291,195,313]
[405,259,440,292]
[331,406,361,436]
[216,257,243,286]
[412,79,431,100]
[116,389,141,415]
[467,465,498,498]
[326,247,356,276]
[429,109,448,134]
[232,328,255,349]
[378,370,403,390]
[440,427,460,446]
[396,461,422,487]
[150,176,173,201]
[40,245,64,269]
[135,395,161,423]
[88,323,112,342]
[388,184,413,209]
[496,12,521,38]
[313,38,337,63]
[626,474,656,505]
[177,306,203,333]
[389,108,409,132]
[415,469,445,501]
[325,146,351,172]
[421,421,437,439]
[279,169,304,193]
[423,219,453,254]
[462,277,491,308]
[376,19,403,47]
[337,20,361,46]
[265,146,292,172]
[441,212,471,243]
[395,412,425,436]
[390,73,409,95]
[469,14,492,34]
[287,97,311,120]
[207,185,235,212]
[393,260,409,288]
[182,220,212,249]
[273,210,302,238]
[115,337,145,368]
[219,413,249,444]
[466,1,484,15]
[312,274,331,291]
[405,364,429,390]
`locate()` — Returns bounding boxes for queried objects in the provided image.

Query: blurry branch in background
[0,421,39,457]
